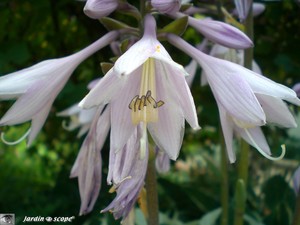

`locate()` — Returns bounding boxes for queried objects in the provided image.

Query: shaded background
[0,0,300,224]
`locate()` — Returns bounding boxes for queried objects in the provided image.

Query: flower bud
[151,0,181,14]
[84,0,118,19]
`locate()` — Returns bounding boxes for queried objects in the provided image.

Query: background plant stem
[220,130,229,225]
[145,149,159,225]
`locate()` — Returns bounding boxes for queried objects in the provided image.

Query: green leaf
[158,16,188,37]
[99,17,131,31]
[199,208,222,225]
[100,62,114,75]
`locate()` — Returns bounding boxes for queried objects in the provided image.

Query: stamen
[155,100,164,108]
[1,128,31,145]
[128,95,138,110]
[108,176,132,193]
[244,128,286,161]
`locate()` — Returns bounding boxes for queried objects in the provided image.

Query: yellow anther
[156,100,165,108]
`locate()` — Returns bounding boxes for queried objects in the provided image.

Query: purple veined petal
[233,2,265,20]
[256,94,297,128]
[151,0,181,14]
[78,107,98,124]
[218,104,236,163]
[96,105,111,149]
[84,0,118,19]
[80,69,125,108]
[235,126,271,155]
[110,67,141,152]
[147,85,185,160]
[27,101,52,146]
[234,0,252,21]
[156,60,200,130]
[114,15,158,76]
[185,14,253,49]
[167,34,266,127]
[78,145,102,215]
[293,166,300,195]
[241,69,300,106]
[0,77,62,125]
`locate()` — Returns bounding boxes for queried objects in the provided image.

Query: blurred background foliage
[0,0,300,224]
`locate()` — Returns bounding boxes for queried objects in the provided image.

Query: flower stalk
[145,147,159,225]
[233,5,253,225]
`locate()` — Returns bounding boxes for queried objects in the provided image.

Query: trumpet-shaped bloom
[70,106,110,215]
[0,31,118,145]
[83,0,119,19]
[167,34,300,162]
[80,14,199,160]
[102,125,148,220]
[173,12,253,49]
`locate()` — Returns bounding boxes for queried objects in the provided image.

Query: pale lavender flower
[0,31,118,146]
[293,166,300,195]
[172,12,253,49]
[102,125,148,220]
[70,105,110,215]
[151,0,181,14]
[168,34,300,162]
[80,14,200,160]
[84,0,118,19]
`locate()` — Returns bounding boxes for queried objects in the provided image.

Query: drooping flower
[70,105,110,215]
[83,0,119,19]
[102,125,148,220]
[233,2,266,20]
[0,31,118,146]
[80,14,200,160]
[57,79,100,137]
[151,0,181,14]
[167,33,300,162]
[172,12,253,49]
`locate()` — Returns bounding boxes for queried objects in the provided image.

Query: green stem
[292,189,300,225]
[220,130,229,225]
[145,149,159,225]
[234,5,253,225]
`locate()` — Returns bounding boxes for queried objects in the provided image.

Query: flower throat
[129,58,164,125]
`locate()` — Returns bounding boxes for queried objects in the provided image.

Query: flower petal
[80,69,125,108]
[256,94,297,128]
[110,68,141,151]
[148,98,185,160]
[218,105,236,163]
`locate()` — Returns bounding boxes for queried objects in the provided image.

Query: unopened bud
[84,0,118,19]
[151,0,181,14]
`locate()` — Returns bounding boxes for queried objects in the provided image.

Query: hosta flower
[80,14,199,160]
[57,79,100,137]
[102,125,148,220]
[172,12,253,49]
[168,33,300,162]
[70,106,110,215]
[84,0,119,19]
[233,2,266,20]
[151,0,181,14]
[0,31,118,146]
